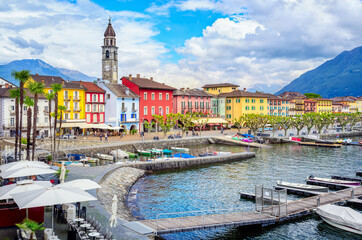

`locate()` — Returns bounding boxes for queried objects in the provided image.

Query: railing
[64,96,72,101]
[73,97,81,101]
[122,107,127,112]
[155,207,259,234]
[132,108,137,112]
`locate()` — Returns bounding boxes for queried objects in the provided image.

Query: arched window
[110,39,113,45]
[106,50,109,59]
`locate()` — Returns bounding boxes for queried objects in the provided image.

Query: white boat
[276,180,329,192]
[96,153,114,161]
[217,151,231,155]
[308,176,361,186]
[171,147,189,152]
[109,149,129,159]
[316,204,362,235]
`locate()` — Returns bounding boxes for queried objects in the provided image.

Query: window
[10,118,15,127]
[74,91,79,100]
[87,114,91,123]
[236,99,240,103]
[74,102,79,110]
[132,102,136,111]
[260,99,264,103]
[92,94,97,102]
[93,114,98,122]
[64,113,69,119]
[159,93,162,100]
[144,107,148,115]
[206,102,209,108]
[44,106,49,112]
[100,114,104,122]
[44,117,48,123]
[245,99,249,103]
[166,107,169,114]
[74,113,79,119]
[100,94,104,102]
[251,106,255,110]
[260,106,264,110]
[107,94,110,99]
[159,107,163,115]
[195,102,199,108]
[245,106,249,110]
[188,101,192,108]
[251,99,255,103]
[65,102,69,110]
[151,93,155,100]
[48,90,53,94]
[144,92,147,100]
[92,104,97,112]
[99,104,104,112]
[86,104,91,112]
[151,107,155,115]
[10,105,15,111]
[166,93,169,100]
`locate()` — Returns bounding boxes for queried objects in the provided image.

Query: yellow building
[202,83,239,95]
[278,91,307,116]
[315,98,333,113]
[357,97,362,113]
[28,74,86,120]
[219,90,268,122]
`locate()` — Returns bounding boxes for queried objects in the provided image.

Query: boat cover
[316,204,362,231]
[173,153,195,158]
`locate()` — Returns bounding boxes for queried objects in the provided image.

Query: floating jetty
[273,186,322,197]
[239,192,284,204]
[331,175,362,183]
[214,137,270,148]
[356,171,362,177]
[298,142,342,148]
[124,187,362,235]
[306,179,352,190]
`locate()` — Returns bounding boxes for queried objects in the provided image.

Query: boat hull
[321,216,362,236]
[309,177,361,186]
[277,181,329,192]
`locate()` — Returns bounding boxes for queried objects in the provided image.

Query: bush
[21,138,27,145]
[130,129,138,135]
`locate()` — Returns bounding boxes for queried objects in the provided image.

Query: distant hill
[0,59,97,86]
[275,46,362,98]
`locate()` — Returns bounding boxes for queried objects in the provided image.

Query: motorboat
[316,204,362,236]
[126,152,138,158]
[109,149,129,159]
[308,176,361,186]
[217,151,231,155]
[171,147,189,152]
[96,153,114,161]
[138,150,152,156]
[276,180,329,192]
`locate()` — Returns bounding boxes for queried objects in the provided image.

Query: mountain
[275,46,362,98]
[0,59,97,86]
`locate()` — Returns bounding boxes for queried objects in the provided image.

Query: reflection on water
[131,142,362,240]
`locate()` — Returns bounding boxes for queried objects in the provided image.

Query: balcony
[206,106,210,109]
[200,105,205,109]
[74,108,82,112]
[119,118,139,123]
[73,97,81,102]
[122,107,127,112]
[64,96,72,101]
[181,106,186,109]
[132,108,138,112]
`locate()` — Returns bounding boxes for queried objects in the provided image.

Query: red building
[304,99,317,113]
[121,74,176,131]
[73,81,106,124]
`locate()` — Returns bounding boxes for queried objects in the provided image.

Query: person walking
[100,132,103,141]
[186,131,188,137]
[221,126,224,134]
[105,132,108,141]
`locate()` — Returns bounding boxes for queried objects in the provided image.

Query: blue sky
[0,0,361,92]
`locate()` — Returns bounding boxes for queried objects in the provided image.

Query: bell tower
[102,17,118,84]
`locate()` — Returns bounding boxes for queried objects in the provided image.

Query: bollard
[351,189,354,198]
[317,197,320,207]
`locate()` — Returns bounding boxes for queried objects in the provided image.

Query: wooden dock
[306,179,355,190]
[357,171,362,177]
[331,175,362,183]
[298,142,342,148]
[273,186,322,197]
[123,186,362,235]
[239,192,284,204]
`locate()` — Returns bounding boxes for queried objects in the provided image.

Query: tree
[193,116,209,136]
[28,81,45,161]
[280,117,293,136]
[334,113,349,132]
[267,115,282,137]
[9,89,21,161]
[176,113,196,137]
[16,218,45,240]
[143,120,155,134]
[291,115,306,136]
[51,83,62,160]
[259,115,269,133]
[242,114,262,136]
[153,114,178,138]
[303,113,317,135]
[347,112,361,130]
[12,70,31,161]
[233,115,244,132]
[57,105,67,155]
[314,113,333,134]
[45,92,55,158]
[304,93,322,99]
[24,97,34,160]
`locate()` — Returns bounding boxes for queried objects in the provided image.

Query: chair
[79,206,87,219]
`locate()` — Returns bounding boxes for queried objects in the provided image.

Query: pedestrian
[221,126,224,134]
[105,132,108,141]
[100,133,103,141]
[186,131,188,137]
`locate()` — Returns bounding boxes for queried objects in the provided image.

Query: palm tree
[57,105,67,155]
[51,83,62,160]
[24,97,34,160]
[16,218,45,240]
[45,92,55,160]
[28,81,45,161]
[9,89,21,160]
[11,70,31,161]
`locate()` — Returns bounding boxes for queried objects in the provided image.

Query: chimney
[5,83,9,88]
[62,79,65,86]
[150,77,153,81]
[181,88,184,91]
[36,73,39,75]
[137,74,140,78]
[129,74,132,81]
[79,81,83,87]
[187,87,190,90]
[97,78,100,82]
[243,88,246,91]
[125,88,130,95]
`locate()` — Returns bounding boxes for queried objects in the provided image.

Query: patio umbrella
[0,166,57,179]
[59,162,66,184]
[109,195,118,227]
[57,179,101,191]
[0,160,50,172]
[11,186,97,234]
[0,180,52,200]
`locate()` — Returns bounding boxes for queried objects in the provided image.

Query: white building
[0,77,16,88]
[0,88,52,137]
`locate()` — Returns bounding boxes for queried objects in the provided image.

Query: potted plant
[16,218,45,240]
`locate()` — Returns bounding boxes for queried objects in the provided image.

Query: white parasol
[57,179,101,191]
[0,166,57,179]
[0,180,52,200]
[0,160,50,172]
[109,195,118,227]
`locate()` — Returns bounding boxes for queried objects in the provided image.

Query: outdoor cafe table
[88,232,100,240]
[74,218,84,227]
[80,223,91,232]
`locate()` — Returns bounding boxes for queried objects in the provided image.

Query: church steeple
[102,17,118,84]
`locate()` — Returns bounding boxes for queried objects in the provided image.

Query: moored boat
[308,176,361,186]
[126,152,138,158]
[171,147,189,152]
[316,204,362,236]
[138,150,152,156]
[276,180,329,192]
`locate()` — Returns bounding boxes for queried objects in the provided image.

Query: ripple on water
[130,143,362,240]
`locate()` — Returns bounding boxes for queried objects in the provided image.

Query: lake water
[130,141,362,239]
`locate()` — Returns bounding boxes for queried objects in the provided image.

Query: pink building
[173,88,212,114]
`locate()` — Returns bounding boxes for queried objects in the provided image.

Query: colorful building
[219,90,268,122]
[266,95,291,116]
[121,74,176,131]
[173,88,212,114]
[278,91,307,116]
[332,102,342,113]
[0,77,16,88]
[97,81,139,132]
[210,95,226,118]
[28,74,86,121]
[314,98,333,113]
[72,81,106,124]
[304,99,317,113]
[202,83,239,95]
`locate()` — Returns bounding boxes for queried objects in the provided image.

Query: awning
[60,122,80,128]
[192,117,229,125]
